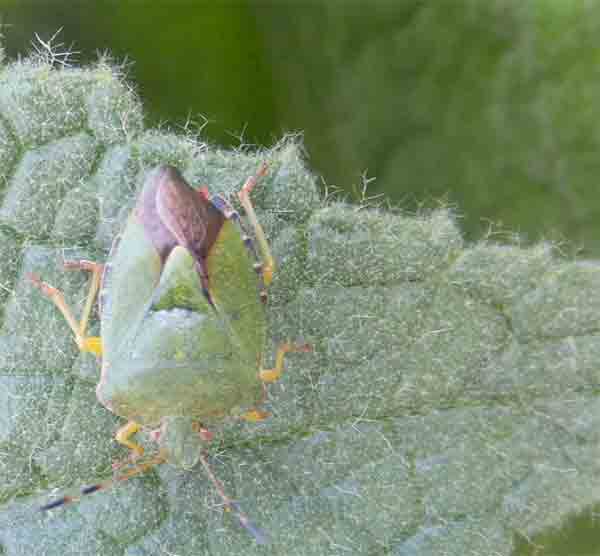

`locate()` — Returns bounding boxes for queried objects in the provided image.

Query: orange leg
[242,342,312,422]
[260,342,312,383]
[28,259,103,356]
[115,421,144,459]
[242,382,270,422]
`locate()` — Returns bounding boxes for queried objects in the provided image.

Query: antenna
[39,451,268,544]
[40,454,167,510]
[198,451,268,545]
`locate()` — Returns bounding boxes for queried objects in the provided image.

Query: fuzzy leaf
[0,47,599,556]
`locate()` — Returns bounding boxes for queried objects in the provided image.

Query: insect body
[30,164,309,543]
[97,164,271,426]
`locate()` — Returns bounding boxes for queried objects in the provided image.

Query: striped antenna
[198,451,269,545]
[39,455,166,511]
[39,451,268,544]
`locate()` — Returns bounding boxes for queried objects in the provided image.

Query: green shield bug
[30,163,310,543]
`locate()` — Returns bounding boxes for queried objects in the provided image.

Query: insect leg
[237,163,276,287]
[28,270,102,356]
[240,383,271,422]
[242,409,270,422]
[115,421,145,459]
[259,342,312,383]
[243,343,312,421]
[62,260,103,341]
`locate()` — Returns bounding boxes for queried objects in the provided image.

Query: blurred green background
[3,1,600,254]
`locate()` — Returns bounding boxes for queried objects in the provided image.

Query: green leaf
[0,44,599,556]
